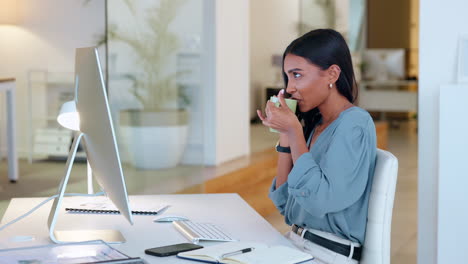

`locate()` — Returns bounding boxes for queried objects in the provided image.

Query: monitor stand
[47,132,126,244]
[54,229,125,243]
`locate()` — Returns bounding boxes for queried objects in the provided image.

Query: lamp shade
[57,101,80,131]
[0,0,19,25]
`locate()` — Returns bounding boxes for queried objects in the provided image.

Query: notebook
[177,241,314,264]
[64,197,168,215]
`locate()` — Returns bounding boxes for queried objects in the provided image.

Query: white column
[438,85,468,262]
[419,1,468,263]
[203,0,250,165]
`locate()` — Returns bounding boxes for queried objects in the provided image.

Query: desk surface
[0,194,306,263]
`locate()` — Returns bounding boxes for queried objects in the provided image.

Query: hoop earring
[329,83,333,89]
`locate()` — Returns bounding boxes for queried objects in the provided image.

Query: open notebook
[177,241,313,264]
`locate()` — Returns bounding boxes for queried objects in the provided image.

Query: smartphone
[145,243,203,257]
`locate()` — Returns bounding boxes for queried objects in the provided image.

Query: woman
[257,29,376,264]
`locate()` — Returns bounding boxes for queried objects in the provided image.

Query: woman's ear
[327,64,341,84]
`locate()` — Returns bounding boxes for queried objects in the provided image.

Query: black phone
[145,243,203,257]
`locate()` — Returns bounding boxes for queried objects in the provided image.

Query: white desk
[0,78,18,182]
[0,194,314,263]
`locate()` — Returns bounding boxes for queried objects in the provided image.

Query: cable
[0,192,105,232]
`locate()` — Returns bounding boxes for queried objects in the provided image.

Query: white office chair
[361,149,398,264]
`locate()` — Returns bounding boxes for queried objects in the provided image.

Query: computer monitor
[362,49,405,81]
[47,47,133,243]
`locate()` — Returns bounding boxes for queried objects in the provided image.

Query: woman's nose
[286,83,296,94]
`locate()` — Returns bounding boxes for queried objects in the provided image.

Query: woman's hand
[279,133,290,147]
[256,89,301,135]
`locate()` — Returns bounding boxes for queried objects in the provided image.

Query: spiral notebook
[64,197,168,215]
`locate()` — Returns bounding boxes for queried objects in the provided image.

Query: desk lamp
[57,100,94,194]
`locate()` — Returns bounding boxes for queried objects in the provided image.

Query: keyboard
[173,220,237,244]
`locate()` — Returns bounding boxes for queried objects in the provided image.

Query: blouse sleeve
[285,121,374,217]
[268,178,289,215]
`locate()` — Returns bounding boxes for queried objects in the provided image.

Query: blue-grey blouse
[269,106,376,244]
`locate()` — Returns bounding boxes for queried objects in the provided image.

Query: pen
[221,247,255,258]
[156,205,170,214]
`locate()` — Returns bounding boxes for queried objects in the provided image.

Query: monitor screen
[47,47,133,243]
[74,47,133,225]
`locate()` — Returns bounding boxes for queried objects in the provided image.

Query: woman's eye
[293,72,302,78]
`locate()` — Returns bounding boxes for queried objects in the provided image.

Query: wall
[215,0,250,164]
[418,0,468,263]
[203,0,250,165]
[438,85,468,263]
[408,0,419,77]
[249,0,300,120]
[367,0,410,48]
[0,0,104,158]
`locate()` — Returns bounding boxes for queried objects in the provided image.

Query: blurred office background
[2,0,462,263]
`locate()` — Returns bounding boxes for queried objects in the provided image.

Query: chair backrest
[361,149,398,264]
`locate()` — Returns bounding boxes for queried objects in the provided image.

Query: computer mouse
[10,235,35,242]
[153,215,189,223]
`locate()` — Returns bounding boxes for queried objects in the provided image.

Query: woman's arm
[287,124,309,163]
[271,124,309,215]
[257,89,309,212]
[276,134,293,188]
[285,122,376,217]
[276,125,309,187]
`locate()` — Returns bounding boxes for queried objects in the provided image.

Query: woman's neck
[318,93,353,124]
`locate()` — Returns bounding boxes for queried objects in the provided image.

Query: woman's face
[283,54,331,112]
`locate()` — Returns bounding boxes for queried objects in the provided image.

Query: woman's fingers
[257,110,271,127]
[266,100,276,108]
[257,109,266,121]
[277,89,288,110]
[259,94,295,131]
[265,100,275,117]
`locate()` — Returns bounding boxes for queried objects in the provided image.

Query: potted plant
[107,0,190,169]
